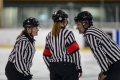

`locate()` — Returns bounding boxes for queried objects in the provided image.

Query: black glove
[26,74,33,80]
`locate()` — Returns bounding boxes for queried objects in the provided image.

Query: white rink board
[0,28,117,48]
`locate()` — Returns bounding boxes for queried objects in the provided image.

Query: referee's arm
[14,41,31,76]
[86,34,109,75]
[66,31,82,73]
[43,36,51,69]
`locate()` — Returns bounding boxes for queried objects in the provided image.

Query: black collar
[61,26,65,29]
[24,32,35,44]
[84,25,92,34]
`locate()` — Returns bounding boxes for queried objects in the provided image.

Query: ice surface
[0,48,100,80]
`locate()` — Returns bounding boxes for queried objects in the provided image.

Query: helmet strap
[82,23,89,33]
[64,24,66,28]
[30,27,33,37]
[24,27,33,38]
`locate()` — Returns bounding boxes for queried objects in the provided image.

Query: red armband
[43,48,51,56]
[67,42,79,54]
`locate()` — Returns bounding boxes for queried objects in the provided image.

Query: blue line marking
[116,30,119,45]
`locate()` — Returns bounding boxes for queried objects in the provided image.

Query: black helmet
[74,11,93,25]
[23,17,39,28]
[52,10,68,22]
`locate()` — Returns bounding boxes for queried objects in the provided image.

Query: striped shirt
[43,27,82,73]
[8,32,35,76]
[84,26,120,75]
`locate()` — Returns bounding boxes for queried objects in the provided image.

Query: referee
[74,11,120,80]
[43,10,82,80]
[5,17,39,80]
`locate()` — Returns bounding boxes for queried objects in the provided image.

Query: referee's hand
[98,72,107,80]
[78,73,82,78]
[30,78,33,80]
[98,72,102,80]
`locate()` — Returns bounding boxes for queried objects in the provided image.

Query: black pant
[104,60,120,80]
[50,62,78,80]
[5,61,28,80]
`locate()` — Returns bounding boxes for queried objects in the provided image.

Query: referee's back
[43,27,82,73]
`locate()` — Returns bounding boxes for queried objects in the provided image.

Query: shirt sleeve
[43,35,51,69]
[85,34,109,75]
[14,40,31,77]
[66,31,82,73]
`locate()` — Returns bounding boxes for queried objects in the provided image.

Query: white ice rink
[0,48,100,80]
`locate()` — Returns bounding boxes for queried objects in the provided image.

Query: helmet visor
[66,18,71,28]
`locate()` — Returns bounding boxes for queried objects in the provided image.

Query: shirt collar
[61,26,65,29]
[83,26,93,37]
[24,32,35,44]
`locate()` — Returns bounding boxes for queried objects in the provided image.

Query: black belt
[50,62,75,66]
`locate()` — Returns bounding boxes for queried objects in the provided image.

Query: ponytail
[52,22,61,36]
[16,30,25,39]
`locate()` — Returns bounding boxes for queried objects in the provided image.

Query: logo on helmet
[59,17,62,20]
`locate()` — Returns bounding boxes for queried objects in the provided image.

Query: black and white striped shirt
[43,27,82,73]
[84,26,120,75]
[8,32,35,76]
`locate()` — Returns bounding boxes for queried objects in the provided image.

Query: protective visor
[66,18,71,28]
